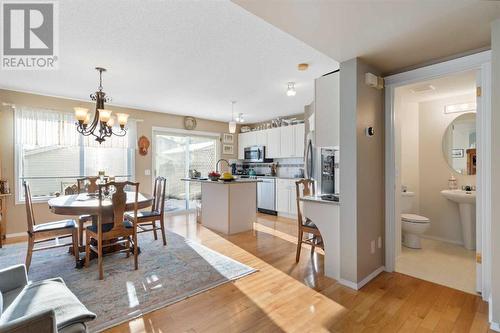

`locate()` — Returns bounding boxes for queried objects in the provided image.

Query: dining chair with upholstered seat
[295,179,324,263]
[125,176,167,245]
[23,182,79,271]
[85,181,139,280]
[75,176,100,246]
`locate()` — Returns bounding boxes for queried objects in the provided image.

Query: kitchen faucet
[216,159,230,173]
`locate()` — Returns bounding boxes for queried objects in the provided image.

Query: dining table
[48,191,153,268]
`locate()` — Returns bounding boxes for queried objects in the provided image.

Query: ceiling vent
[410,84,436,94]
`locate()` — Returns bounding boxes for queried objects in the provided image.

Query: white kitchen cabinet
[276,178,299,218]
[266,128,281,158]
[238,131,258,159]
[315,71,339,147]
[276,179,290,214]
[255,129,267,146]
[294,123,305,158]
[280,126,295,158]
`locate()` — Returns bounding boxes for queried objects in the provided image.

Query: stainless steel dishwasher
[257,177,277,215]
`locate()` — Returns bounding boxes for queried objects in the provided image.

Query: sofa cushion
[0,279,95,330]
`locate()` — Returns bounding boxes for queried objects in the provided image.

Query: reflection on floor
[396,238,476,294]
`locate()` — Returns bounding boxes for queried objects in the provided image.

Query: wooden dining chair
[125,177,167,245]
[295,179,324,263]
[75,177,100,246]
[85,181,140,280]
[23,182,79,271]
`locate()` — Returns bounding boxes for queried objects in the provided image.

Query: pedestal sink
[440,190,476,250]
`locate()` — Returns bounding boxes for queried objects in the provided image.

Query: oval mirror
[442,112,476,175]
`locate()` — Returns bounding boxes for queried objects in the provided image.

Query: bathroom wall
[400,101,420,212]
[418,94,476,245]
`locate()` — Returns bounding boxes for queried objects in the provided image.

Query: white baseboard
[338,266,385,291]
[491,322,500,332]
[420,234,464,246]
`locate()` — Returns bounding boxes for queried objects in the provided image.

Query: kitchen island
[182,178,261,235]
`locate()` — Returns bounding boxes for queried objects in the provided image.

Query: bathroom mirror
[442,112,476,175]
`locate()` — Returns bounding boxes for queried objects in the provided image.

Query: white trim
[491,322,500,332]
[384,51,491,301]
[338,266,385,290]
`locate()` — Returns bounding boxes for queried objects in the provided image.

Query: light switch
[144,169,151,176]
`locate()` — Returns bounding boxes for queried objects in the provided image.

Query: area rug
[0,231,256,332]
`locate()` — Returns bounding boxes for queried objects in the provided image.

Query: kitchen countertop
[236,175,304,180]
[300,195,340,205]
[181,178,261,184]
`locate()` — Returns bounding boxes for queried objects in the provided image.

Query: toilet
[401,191,430,249]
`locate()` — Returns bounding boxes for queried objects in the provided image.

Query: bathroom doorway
[384,51,492,297]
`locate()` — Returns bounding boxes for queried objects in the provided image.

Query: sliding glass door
[153,129,218,213]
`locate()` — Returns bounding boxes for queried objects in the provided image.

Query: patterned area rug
[0,231,256,332]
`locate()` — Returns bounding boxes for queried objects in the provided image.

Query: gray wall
[340,58,385,283]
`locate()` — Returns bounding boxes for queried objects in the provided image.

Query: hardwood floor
[104,213,492,333]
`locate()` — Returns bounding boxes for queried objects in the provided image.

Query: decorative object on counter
[223,133,234,144]
[138,135,150,156]
[73,67,129,144]
[208,171,221,181]
[448,174,458,190]
[286,82,297,96]
[0,179,10,194]
[270,163,278,176]
[248,168,257,177]
[228,101,237,134]
[219,172,235,181]
[240,126,251,133]
[222,145,234,155]
[189,169,201,179]
[184,116,197,130]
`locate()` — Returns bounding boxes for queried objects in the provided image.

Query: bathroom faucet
[216,159,230,173]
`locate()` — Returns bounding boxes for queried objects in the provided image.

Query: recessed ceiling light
[298,63,309,71]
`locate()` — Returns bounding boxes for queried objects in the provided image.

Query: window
[15,106,136,202]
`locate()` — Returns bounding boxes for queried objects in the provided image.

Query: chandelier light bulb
[98,109,112,123]
[74,107,89,123]
[116,113,130,128]
[286,82,296,96]
[107,116,115,128]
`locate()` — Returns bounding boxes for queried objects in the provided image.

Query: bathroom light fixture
[286,82,296,96]
[444,102,476,114]
[228,101,237,134]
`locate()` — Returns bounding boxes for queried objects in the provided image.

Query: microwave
[244,146,271,163]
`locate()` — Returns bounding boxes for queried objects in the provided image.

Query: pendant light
[228,101,237,134]
[286,82,296,96]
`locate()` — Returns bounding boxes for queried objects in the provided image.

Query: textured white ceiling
[0,1,338,123]
[397,70,477,103]
[233,0,500,75]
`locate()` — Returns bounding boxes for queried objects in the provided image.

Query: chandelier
[74,67,129,144]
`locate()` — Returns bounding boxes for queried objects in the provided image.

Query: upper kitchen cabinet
[255,129,267,146]
[315,71,339,147]
[266,128,281,158]
[280,126,295,158]
[237,131,257,159]
[294,123,305,157]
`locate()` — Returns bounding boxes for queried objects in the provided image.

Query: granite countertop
[300,195,340,205]
[181,178,261,184]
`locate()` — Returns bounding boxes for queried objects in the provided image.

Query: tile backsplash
[230,157,304,178]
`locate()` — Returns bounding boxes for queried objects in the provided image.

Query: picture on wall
[452,148,464,158]
[222,144,234,155]
[223,133,234,144]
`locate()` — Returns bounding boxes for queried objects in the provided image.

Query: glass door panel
[153,130,218,213]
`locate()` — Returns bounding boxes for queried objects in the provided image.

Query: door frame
[151,126,221,214]
[384,50,492,301]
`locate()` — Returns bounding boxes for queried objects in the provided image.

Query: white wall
[418,95,476,245]
[490,18,500,329]
[400,101,420,211]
